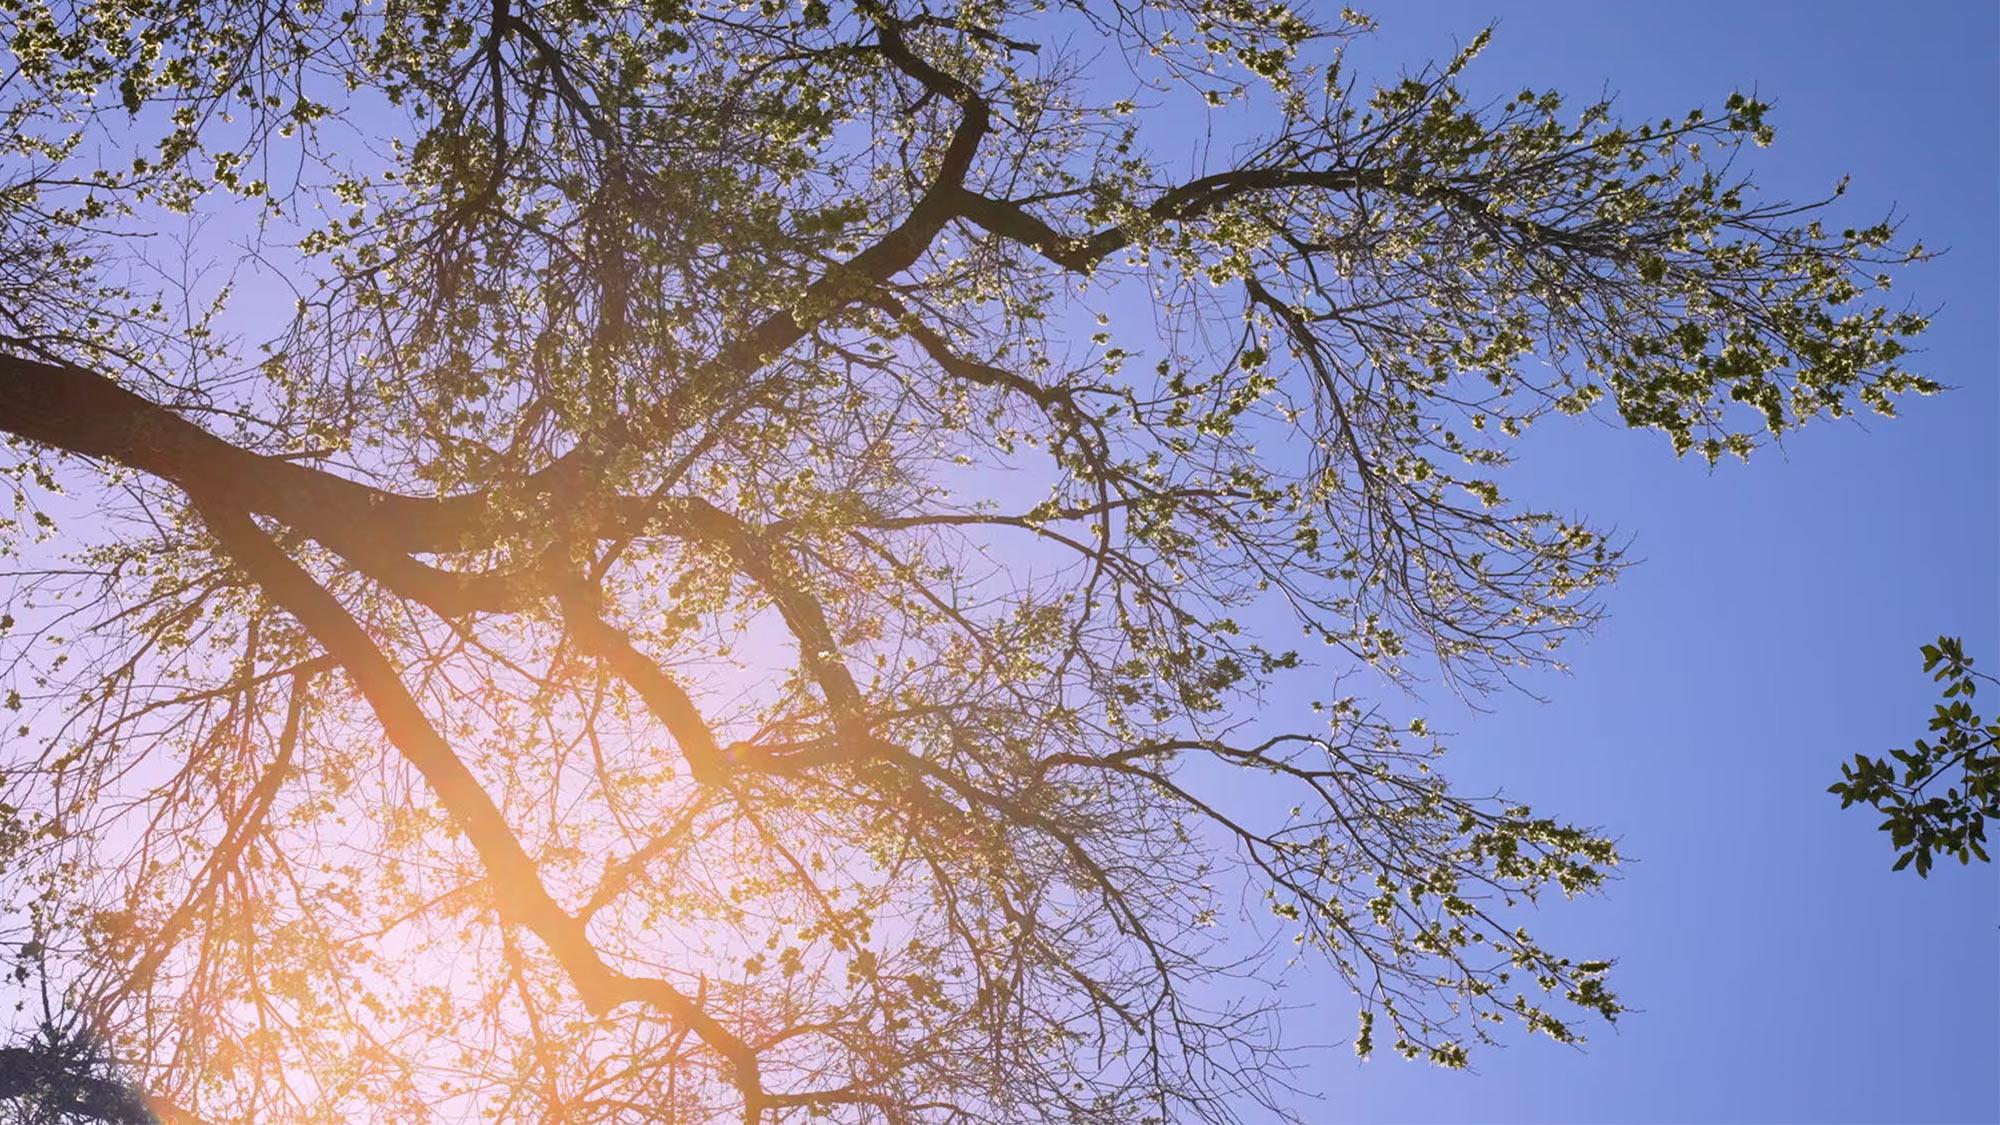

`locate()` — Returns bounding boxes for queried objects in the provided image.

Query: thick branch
[557,589,731,784]
[189,499,764,1107]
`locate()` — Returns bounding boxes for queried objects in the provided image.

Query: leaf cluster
[1832,636,1998,876]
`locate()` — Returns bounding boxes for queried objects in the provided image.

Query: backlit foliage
[0,2,1929,1121]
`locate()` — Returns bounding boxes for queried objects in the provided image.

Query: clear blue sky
[1257,4,1999,1122]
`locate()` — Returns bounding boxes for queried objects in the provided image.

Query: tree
[0,1022,156,1125]
[1833,637,1997,876]
[0,2,1934,1121]
[0,954,156,1125]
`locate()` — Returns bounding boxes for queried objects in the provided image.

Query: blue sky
[6,3,1987,1119]
[166,5,1996,1119]
[1257,3,1998,1122]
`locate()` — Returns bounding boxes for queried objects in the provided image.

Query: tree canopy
[0,2,1932,1121]
[0,1018,156,1125]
